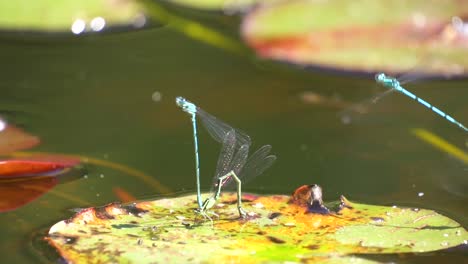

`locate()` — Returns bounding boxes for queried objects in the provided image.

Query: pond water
[0,21,467,263]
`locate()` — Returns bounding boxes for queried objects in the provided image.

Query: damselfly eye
[374,73,384,81]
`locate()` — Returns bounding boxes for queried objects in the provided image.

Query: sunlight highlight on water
[71,19,86,34]
[90,17,106,32]
[0,119,6,131]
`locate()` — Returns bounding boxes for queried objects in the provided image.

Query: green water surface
[0,20,467,263]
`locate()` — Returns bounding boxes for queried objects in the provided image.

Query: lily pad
[163,0,265,11]
[241,0,468,76]
[0,0,145,33]
[46,187,467,263]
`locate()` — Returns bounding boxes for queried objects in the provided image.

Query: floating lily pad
[241,0,468,76]
[46,189,467,263]
[163,0,264,11]
[0,0,145,33]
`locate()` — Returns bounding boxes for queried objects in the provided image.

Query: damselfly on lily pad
[46,185,467,263]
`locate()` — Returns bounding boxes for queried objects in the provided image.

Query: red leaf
[0,176,57,212]
[113,187,137,203]
[0,160,68,178]
[0,120,40,154]
[12,154,81,167]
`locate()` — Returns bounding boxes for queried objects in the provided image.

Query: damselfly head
[175,96,197,114]
[374,73,386,82]
[375,73,400,87]
[175,96,187,107]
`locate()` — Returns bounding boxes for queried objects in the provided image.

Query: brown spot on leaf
[94,208,115,220]
[268,212,282,219]
[123,204,148,216]
[266,236,286,244]
[304,244,319,250]
[241,193,258,202]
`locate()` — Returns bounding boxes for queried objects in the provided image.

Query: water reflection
[71,19,86,34]
[90,17,106,32]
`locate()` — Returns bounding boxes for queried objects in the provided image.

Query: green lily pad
[45,187,467,263]
[241,0,468,76]
[163,0,265,11]
[0,0,145,32]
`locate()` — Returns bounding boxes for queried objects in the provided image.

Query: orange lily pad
[45,185,467,263]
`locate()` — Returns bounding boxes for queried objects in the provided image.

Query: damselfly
[176,97,274,217]
[197,129,276,220]
[375,73,468,132]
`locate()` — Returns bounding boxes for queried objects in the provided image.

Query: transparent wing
[238,145,276,183]
[231,144,250,176]
[197,107,251,147]
[338,87,395,125]
[213,129,236,182]
[396,56,459,85]
[397,72,428,85]
[220,144,250,188]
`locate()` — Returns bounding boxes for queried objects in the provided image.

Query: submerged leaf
[242,0,468,76]
[0,176,57,212]
[46,190,467,263]
[0,156,81,212]
[113,187,137,203]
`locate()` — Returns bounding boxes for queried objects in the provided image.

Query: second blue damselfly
[375,73,468,132]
